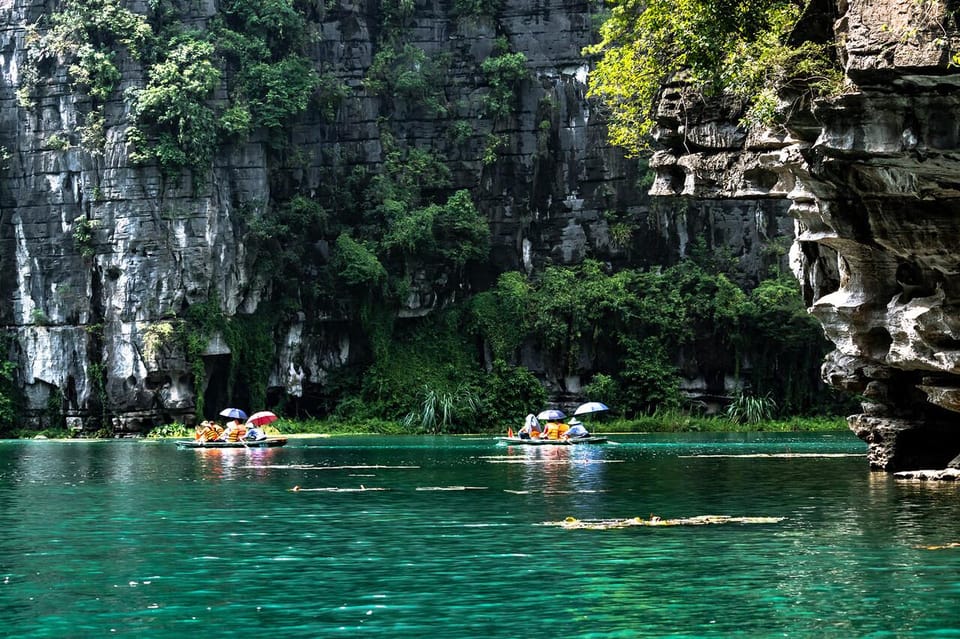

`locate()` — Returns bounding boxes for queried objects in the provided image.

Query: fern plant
[726,392,778,425]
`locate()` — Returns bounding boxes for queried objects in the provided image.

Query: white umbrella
[537,409,566,421]
[573,402,609,416]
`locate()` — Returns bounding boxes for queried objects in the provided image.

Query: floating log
[290,485,388,492]
[542,515,785,530]
[916,542,960,551]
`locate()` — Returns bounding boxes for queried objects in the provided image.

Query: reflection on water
[2,433,960,638]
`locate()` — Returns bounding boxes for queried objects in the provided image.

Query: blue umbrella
[537,409,566,421]
[219,407,247,420]
[574,402,609,416]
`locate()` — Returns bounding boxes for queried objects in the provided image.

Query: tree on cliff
[583,0,842,154]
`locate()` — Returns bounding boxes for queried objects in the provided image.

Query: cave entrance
[202,354,231,420]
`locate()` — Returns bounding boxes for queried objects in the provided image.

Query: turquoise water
[1,432,960,638]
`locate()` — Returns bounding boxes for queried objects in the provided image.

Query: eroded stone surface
[652,0,960,471]
[0,0,790,431]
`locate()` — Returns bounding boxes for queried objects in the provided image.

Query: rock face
[0,0,789,432]
[653,0,960,471]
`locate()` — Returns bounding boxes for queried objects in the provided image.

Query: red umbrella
[246,411,278,427]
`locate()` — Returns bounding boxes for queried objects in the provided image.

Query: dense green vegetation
[1,0,859,438]
[144,413,847,439]
[295,254,851,432]
[584,0,844,154]
[22,0,335,178]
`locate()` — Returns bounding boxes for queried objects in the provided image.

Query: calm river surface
[2,432,960,638]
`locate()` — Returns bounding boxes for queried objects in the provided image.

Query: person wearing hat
[565,418,589,439]
[220,419,247,442]
[518,414,542,439]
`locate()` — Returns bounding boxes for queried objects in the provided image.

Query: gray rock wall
[0,0,790,431]
[652,0,960,471]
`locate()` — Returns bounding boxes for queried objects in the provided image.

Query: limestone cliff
[0,0,789,432]
[652,0,960,471]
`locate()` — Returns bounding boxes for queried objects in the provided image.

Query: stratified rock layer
[653,0,960,471]
[0,0,789,431]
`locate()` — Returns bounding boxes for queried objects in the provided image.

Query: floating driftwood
[480,458,623,465]
[542,515,786,530]
[504,489,606,495]
[290,485,388,492]
[259,464,420,470]
[917,542,960,550]
[415,486,488,491]
[683,454,865,459]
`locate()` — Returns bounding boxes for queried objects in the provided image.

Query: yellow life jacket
[198,424,223,441]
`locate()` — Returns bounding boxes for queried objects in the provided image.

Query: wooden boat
[498,436,608,446]
[176,437,288,449]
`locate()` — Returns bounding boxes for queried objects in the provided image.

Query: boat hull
[498,436,608,446]
[176,437,288,449]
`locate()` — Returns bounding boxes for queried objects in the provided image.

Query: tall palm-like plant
[403,384,481,433]
[726,392,777,425]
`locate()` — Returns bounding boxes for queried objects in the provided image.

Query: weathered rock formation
[652,0,960,471]
[0,0,789,432]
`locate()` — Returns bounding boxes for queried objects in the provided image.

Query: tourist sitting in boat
[195,420,224,443]
[543,421,570,440]
[564,419,589,439]
[219,419,248,442]
[518,414,542,439]
[244,426,267,441]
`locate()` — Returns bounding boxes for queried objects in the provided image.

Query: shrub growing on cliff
[128,35,220,176]
[365,44,451,116]
[481,39,529,119]
[584,0,843,153]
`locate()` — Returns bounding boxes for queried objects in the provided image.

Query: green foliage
[128,34,220,176]
[72,215,100,258]
[315,72,351,122]
[584,0,843,154]
[469,271,532,361]
[0,358,21,436]
[46,134,71,151]
[221,313,276,411]
[380,0,417,33]
[242,56,319,131]
[469,253,836,419]
[147,422,191,438]
[177,300,278,417]
[339,309,483,424]
[448,120,474,145]
[480,360,547,424]
[219,104,253,137]
[618,336,683,415]
[218,0,308,53]
[179,300,223,418]
[333,234,388,289]
[40,0,152,100]
[480,41,529,119]
[402,384,482,433]
[481,133,507,165]
[383,190,489,266]
[741,272,833,414]
[726,391,778,424]
[452,0,502,17]
[365,44,451,116]
[582,373,618,407]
